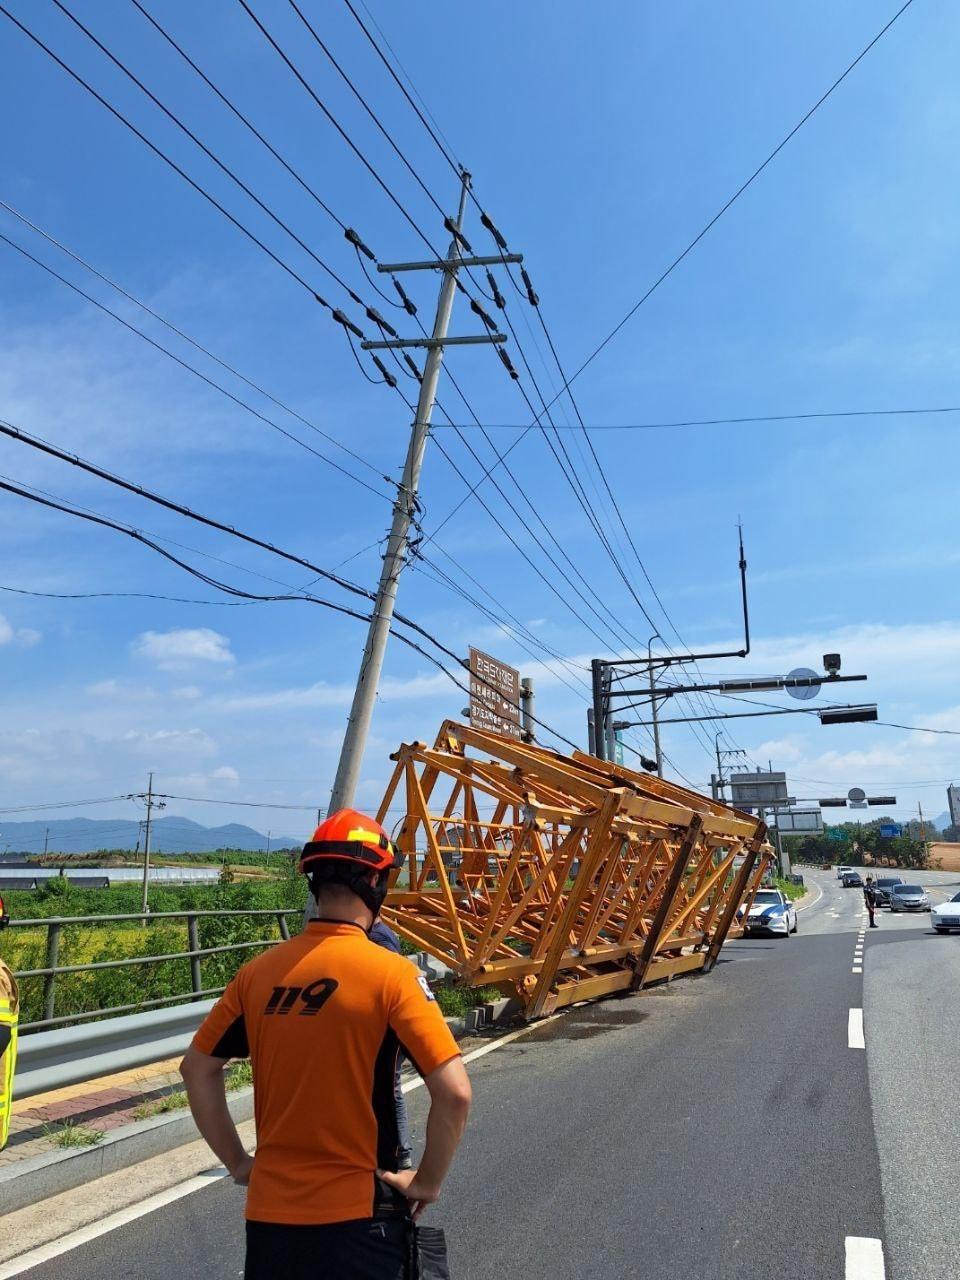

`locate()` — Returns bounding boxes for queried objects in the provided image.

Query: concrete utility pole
[140,771,155,915]
[520,678,535,743]
[327,172,512,814]
[647,634,663,778]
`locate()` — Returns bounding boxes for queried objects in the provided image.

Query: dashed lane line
[845,1235,886,1278]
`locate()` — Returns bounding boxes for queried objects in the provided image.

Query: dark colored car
[842,871,863,888]
[873,876,905,906]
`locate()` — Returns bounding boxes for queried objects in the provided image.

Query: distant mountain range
[0,815,302,856]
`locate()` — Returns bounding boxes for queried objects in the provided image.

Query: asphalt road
[10,864,960,1279]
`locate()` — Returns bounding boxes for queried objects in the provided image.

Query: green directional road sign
[828,828,846,841]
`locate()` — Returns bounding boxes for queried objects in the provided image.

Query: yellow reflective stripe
[0,1023,16,1149]
[346,828,382,845]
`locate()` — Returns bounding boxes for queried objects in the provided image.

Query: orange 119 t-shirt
[192,919,460,1226]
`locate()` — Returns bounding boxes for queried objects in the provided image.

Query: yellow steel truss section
[378,722,771,1020]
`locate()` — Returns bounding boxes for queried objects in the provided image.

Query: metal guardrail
[6,907,302,1032]
[13,999,216,1100]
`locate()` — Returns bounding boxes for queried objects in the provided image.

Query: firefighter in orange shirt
[180,811,471,1279]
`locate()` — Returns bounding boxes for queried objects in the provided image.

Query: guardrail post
[42,922,62,1023]
[186,914,202,999]
[277,912,290,941]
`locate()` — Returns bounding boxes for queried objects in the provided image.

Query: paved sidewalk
[3,1057,184,1168]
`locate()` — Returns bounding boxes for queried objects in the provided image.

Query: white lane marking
[845,1235,885,1278]
[0,1171,228,1278]
[2,1017,557,1276]
[848,1007,865,1047]
[852,966,863,974]
[795,879,824,912]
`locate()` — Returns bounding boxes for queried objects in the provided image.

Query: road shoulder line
[848,1007,865,1049]
[0,1169,229,1279]
[845,1234,885,1278]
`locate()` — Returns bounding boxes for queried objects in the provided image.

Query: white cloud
[133,628,234,671]
[172,686,203,700]
[217,670,451,713]
[211,765,240,785]
[121,728,218,758]
[0,614,42,648]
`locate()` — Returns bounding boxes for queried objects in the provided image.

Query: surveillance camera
[823,652,841,676]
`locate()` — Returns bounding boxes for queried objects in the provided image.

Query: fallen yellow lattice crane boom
[379,722,771,1020]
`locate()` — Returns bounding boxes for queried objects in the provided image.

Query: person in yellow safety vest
[0,894,19,1150]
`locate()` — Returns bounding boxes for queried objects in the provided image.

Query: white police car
[741,887,798,937]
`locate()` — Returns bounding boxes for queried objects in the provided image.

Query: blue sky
[1,0,958,843]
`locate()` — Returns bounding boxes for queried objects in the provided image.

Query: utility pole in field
[127,773,166,917]
[43,826,49,857]
[326,171,519,813]
[141,772,155,915]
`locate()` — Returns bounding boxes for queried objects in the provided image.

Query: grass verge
[42,1120,105,1148]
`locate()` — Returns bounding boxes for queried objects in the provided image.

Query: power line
[0,199,390,487]
[0,795,135,814]
[0,583,260,607]
[0,230,390,496]
[707,690,960,738]
[321,17,742,768]
[51,0,367,307]
[236,0,444,262]
[128,0,348,232]
[428,406,960,431]
[156,793,316,811]
[286,0,448,223]
[343,0,462,175]
[0,4,338,310]
[0,467,581,752]
[125,0,418,317]
[529,0,917,416]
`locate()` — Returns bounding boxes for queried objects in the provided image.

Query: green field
[0,873,307,1026]
[0,867,496,1024]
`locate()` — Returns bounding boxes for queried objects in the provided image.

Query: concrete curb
[0,1009,510,1214]
[0,1087,255,1217]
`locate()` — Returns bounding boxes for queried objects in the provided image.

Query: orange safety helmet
[299,809,399,875]
[300,810,400,918]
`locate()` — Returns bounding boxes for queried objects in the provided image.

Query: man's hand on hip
[376,1168,439,1222]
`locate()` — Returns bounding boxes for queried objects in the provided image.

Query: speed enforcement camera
[823,653,841,676]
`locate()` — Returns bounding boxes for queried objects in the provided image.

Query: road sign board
[786,667,820,700]
[469,647,522,739]
[879,822,902,838]
[848,787,866,803]
[828,828,846,841]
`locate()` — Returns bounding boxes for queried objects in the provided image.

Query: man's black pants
[245,1218,407,1279]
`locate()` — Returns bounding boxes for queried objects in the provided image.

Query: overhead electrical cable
[0,4,348,311]
[0,199,389,486]
[125,0,418,317]
[0,444,580,749]
[49,0,373,310]
[428,407,960,431]
[0,474,581,749]
[0,230,389,497]
[342,0,462,175]
[520,0,918,416]
[0,583,261,607]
